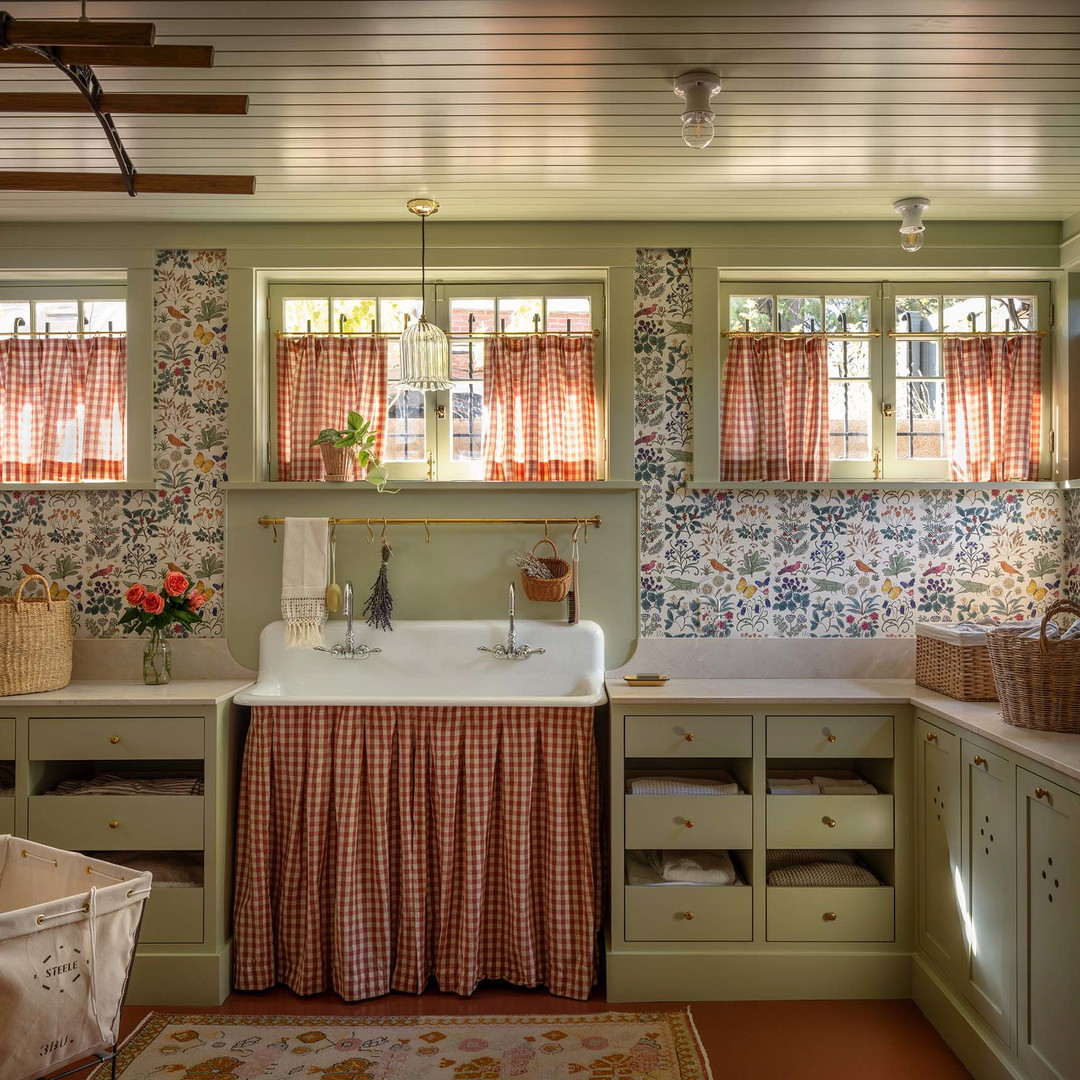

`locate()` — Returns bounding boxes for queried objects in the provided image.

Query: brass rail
[258,515,601,528]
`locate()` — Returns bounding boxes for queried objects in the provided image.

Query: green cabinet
[1017,770,1080,1080]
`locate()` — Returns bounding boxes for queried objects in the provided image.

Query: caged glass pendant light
[399,197,451,391]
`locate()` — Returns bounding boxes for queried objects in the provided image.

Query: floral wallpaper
[0,250,228,636]
[634,247,1066,638]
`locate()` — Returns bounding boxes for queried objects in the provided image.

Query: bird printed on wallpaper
[922,563,948,576]
[166,434,188,448]
[166,306,187,320]
[635,432,659,445]
[20,563,38,578]
[635,304,660,318]
[854,559,875,574]
[641,560,660,572]
[89,565,117,579]
[709,559,731,573]
[777,561,803,575]
[1000,560,1022,576]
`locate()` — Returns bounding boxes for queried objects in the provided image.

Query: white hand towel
[281,517,329,648]
[660,850,736,886]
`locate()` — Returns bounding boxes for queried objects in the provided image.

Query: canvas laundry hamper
[0,836,151,1080]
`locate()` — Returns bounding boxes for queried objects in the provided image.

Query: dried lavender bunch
[514,550,554,578]
[364,541,394,631]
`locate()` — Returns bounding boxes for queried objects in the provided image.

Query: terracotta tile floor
[83,983,972,1080]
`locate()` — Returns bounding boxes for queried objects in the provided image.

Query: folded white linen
[628,774,740,796]
[658,850,737,886]
[814,776,878,795]
[769,785,820,795]
[281,516,329,649]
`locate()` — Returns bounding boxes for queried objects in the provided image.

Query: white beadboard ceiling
[0,0,1079,222]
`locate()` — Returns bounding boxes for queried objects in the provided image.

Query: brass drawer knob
[682,911,695,921]
[683,818,695,829]
[108,820,119,829]
[1035,787,1050,800]
[684,732,695,742]
[823,912,838,922]
[974,755,987,767]
[109,735,120,744]
[826,733,838,743]
[823,816,837,828]
[925,731,938,743]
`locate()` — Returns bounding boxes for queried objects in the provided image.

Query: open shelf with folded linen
[625,768,753,851]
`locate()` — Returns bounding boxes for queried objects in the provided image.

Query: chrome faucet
[478,581,546,661]
[316,581,381,659]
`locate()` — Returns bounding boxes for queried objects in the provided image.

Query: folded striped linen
[48,773,204,796]
[648,849,738,886]
[628,773,740,796]
[768,777,819,794]
[766,849,858,874]
[767,861,882,887]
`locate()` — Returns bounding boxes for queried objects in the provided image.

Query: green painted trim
[688,481,1062,492]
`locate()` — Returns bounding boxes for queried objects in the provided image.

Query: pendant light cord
[420,213,427,320]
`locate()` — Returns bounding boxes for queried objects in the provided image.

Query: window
[0,286,128,484]
[268,282,604,481]
[721,281,1051,481]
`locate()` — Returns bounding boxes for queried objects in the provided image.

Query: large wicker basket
[519,538,572,602]
[915,623,998,701]
[986,599,1080,733]
[0,573,72,696]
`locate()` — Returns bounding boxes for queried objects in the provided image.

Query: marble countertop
[605,677,1080,784]
[0,679,253,706]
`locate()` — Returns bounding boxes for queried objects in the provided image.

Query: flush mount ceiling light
[673,71,722,149]
[894,196,931,253]
[399,197,451,392]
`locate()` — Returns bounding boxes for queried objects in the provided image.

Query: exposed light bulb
[893,196,930,254]
[900,231,924,253]
[681,110,716,149]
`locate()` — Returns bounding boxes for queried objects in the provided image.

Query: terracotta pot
[319,443,358,482]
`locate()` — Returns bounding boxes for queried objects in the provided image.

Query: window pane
[284,298,328,333]
[896,380,945,459]
[546,297,591,332]
[0,301,29,333]
[35,300,77,333]
[383,388,426,461]
[943,296,986,333]
[451,384,484,461]
[825,296,869,333]
[83,300,126,332]
[827,340,869,378]
[895,296,939,333]
[451,340,483,380]
[990,295,1035,332]
[450,297,494,333]
[828,380,872,461]
[895,340,940,378]
[777,296,823,332]
[729,295,773,332]
[331,298,376,333]
[386,340,402,383]
[496,297,543,332]
[379,297,423,333]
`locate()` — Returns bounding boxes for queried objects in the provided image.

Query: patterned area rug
[101,1011,712,1079]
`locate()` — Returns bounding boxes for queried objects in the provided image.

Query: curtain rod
[275,329,600,339]
[722,330,881,338]
[3,330,127,336]
[888,330,1047,338]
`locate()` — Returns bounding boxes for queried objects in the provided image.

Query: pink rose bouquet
[119,567,207,637]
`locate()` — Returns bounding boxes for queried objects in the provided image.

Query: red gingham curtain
[718,333,830,481]
[0,335,125,483]
[234,706,601,1001]
[482,334,598,481]
[944,335,1042,482]
[276,335,388,481]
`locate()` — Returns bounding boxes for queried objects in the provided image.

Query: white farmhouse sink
[234,619,606,707]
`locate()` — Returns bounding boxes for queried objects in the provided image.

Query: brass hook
[424,519,431,544]
[544,519,549,540]
[381,519,388,544]
[330,520,337,544]
[366,518,375,543]
[271,521,278,544]
[571,522,581,545]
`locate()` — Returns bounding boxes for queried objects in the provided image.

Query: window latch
[881,403,894,418]
[873,448,882,480]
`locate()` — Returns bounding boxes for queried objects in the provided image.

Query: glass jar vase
[142,630,172,685]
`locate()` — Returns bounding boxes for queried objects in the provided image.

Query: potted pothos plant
[311,411,394,491]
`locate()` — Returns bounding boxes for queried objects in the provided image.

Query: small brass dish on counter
[623,673,670,687]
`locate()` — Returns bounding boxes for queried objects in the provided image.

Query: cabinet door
[917,718,964,983]
[1017,770,1080,1080]
[962,740,1015,1047]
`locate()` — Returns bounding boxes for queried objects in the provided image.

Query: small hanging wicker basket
[519,538,572,602]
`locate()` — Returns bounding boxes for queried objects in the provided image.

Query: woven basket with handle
[0,573,73,696]
[519,538,572,602]
[986,598,1080,733]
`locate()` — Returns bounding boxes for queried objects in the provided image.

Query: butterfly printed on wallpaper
[192,451,223,474]
[193,323,216,345]
[1026,579,1049,601]
[736,576,758,600]
[881,578,903,601]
